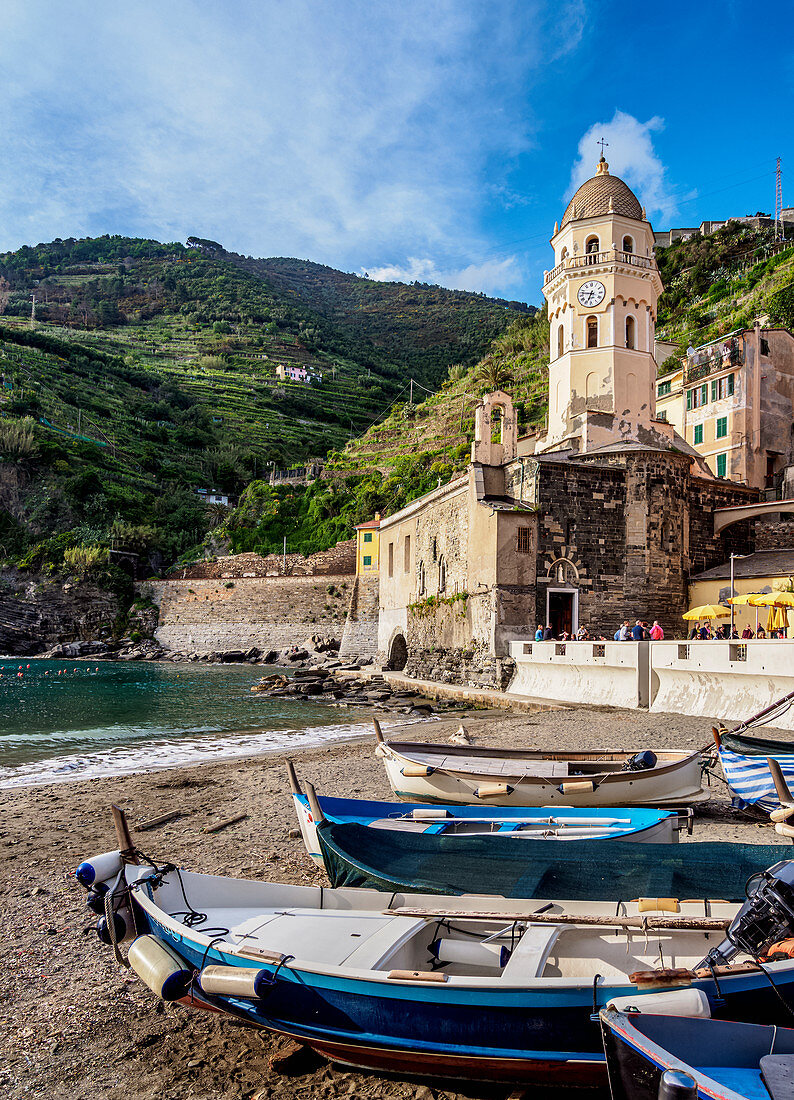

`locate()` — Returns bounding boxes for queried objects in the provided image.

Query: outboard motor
[697,859,794,969]
[622,750,657,772]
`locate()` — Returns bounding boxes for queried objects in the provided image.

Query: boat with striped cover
[285,762,686,865]
[76,838,794,1088]
[372,722,707,807]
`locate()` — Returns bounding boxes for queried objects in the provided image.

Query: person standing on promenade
[543,624,553,640]
[650,620,664,640]
[534,624,544,641]
[631,620,644,641]
[618,620,631,641]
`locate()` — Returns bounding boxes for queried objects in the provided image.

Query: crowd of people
[532,619,789,642]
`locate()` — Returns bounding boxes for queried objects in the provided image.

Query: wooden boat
[76,836,794,1088]
[712,729,794,814]
[285,762,686,865]
[714,689,794,757]
[601,1002,794,1099]
[308,806,787,899]
[373,723,707,807]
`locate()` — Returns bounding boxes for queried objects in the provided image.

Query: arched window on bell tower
[557,324,564,358]
[586,316,598,348]
[625,315,635,350]
[622,235,634,254]
[585,236,599,261]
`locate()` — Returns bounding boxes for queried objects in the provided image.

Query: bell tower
[537,156,666,453]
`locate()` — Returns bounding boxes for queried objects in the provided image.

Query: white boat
[374,723,707,807]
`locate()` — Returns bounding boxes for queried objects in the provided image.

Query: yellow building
[655,326,794,490]
[689,550,794,636]
[354,514,380,575]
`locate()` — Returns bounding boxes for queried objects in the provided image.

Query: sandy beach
[2,704,788,1100]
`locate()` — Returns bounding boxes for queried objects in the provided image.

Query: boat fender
[97,910,131,946]
[409,808,452,820]
[75,851,123,888]
[86,883,110,914]
[127,935,193,1002]
[770,805,794,823]
[199,965,271,999]
[637,898,680,914]
[607,987,710,1018]
[400,764,435,778]
[775,821,794,838]
[557,780,595,795]
[761,938,794,961]
[658,1069,698,1100]
[474,783,514,799]
[429,937,511,969]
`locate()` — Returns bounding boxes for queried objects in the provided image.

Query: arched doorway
[388,633,408,671]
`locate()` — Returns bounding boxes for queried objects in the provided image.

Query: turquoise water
[0,659,381,788]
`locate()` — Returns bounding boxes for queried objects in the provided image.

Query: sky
[0,1,792,305]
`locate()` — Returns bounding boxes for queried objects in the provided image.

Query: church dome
[561,157,643,227]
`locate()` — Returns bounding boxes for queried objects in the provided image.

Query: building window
[716,453,727,477]
[687,383,708,410]
[438,556,446,593]
[363,532,372,543]
[516,527,532,553]
[625,315,635,350]
[418,561,425,595]
[711,374,735,401]
[557,324,564,358]
[622,235,634,254]
[693,424,703,445]
[363,555,372,567]
[657,410,668,422]
[404,535,411,573]
[657,380,671,396]
[716,416,728,439]
[585,235,599,255]
[761,337,770,356]
[587,316,598,348]
[388,542,394,577]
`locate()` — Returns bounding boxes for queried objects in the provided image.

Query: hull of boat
[600,1007,794,1100]
[136,903,794,1087]
[292,793,680,864]
[378,744,706,807]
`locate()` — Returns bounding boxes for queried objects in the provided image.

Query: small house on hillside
[275,363,322,385]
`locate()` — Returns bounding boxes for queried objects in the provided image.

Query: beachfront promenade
[507,639,794,728]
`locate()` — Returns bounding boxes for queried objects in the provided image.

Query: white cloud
[568,111,678,222]
[364,256,523,297]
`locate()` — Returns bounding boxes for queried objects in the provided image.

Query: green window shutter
[694,424,703,445]
[727,373,734,395]
[711,379,718,401]
[363,532,372,542]
[716,416,727,438]
[686,389,692,410]
[716,453,727,477]
[701,384,708,405]
[363,555,372,566]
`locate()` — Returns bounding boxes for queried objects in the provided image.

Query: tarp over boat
[721,729,794,756]
[316,821,786,901]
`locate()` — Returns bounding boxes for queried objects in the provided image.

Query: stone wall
[339,574,380,658]
[173,541,355,580]
[141,575,351,655]
[756,519,794,551]
[688,477,755,574]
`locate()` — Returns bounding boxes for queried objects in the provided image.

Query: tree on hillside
[475,356,514,391]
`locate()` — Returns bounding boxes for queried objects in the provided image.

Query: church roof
[561,158,643,227]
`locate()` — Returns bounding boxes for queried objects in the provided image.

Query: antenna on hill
[775,156,783,241]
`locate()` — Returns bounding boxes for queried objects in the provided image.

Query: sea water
[0,659,384,788]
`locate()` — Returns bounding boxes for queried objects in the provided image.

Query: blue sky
[1,0,791,305]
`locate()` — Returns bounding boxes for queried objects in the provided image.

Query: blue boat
[76,835,794,1088]
[601,1003,794,1099]
[286,762,685,865]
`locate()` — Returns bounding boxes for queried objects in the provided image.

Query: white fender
[607,987,711,1018]
[199,965,265,998]
[429,937,511,969]
[128,935,193,1001]
[76,851,123,887]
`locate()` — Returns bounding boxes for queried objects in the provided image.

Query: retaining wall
[507,640,650,709]
[140,575,351,654]
[650,640,794,730]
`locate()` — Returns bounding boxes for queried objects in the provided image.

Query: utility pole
[410,378,413,404]
[775,156,783,242]
[30,295,36,328]
[282,536,287,573]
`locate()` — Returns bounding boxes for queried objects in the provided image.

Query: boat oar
[285,760,302,796]
[389,906,730,933]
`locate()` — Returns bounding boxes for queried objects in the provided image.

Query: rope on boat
[104,885,130,969]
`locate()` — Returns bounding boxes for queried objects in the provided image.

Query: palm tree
[474,356,513,392]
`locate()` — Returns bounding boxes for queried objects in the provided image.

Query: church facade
[374,158,757,683]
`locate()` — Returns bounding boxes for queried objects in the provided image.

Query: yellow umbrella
[682,604,730,620]
[727,593,767,605]
[750,591,794,607]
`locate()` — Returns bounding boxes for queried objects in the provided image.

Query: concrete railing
[650,640,794,730]
[506,639,794,728]
[507,640,650,709]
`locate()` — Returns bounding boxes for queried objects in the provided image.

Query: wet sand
[1,705,787,1100]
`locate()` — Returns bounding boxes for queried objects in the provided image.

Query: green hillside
[0,234,528,575]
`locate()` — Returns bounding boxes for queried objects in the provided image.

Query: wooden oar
[389,906,730,932]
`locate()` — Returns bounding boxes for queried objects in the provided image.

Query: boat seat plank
[501,925,561,979]
[761,1054,794,1100]
[403,751,570,778]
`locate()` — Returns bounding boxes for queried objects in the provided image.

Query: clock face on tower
[577,280,605,307]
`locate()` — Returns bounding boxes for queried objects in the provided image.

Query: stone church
[374,156,757,682]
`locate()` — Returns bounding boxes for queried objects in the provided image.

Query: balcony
[544,249,655,286]
[684,338,744,384]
